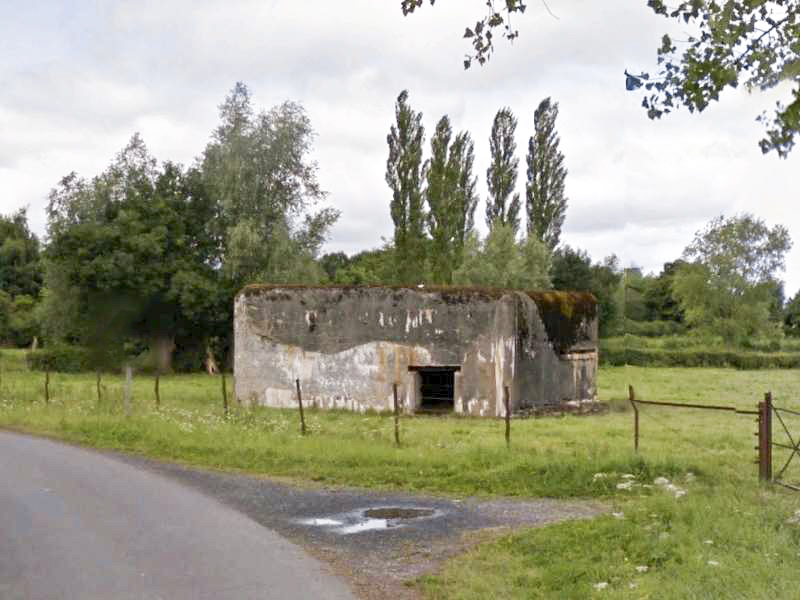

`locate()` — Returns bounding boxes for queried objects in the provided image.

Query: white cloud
[0,0,798,293]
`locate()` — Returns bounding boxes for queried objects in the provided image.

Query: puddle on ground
[298,506,441,535]
[363,508,435,520]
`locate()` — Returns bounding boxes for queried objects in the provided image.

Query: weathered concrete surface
[235,286,598,415]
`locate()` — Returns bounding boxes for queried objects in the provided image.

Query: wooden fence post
[393,383,401,447]
[295,378,307,436]
[629,385,639,452]
[44,370,50,405]
[504,386,511,449]
[96,370,102,407]
[124,366,133,416]
[154,371,161,409]
[221,372,229,419]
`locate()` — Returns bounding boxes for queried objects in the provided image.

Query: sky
[1,0,798,295]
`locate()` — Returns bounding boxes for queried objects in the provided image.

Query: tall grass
[3,349,800,598]
[1,350,797,497]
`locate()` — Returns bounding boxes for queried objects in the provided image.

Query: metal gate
[760,393,800,491]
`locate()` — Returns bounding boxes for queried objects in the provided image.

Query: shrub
[623,319,686,337]
[598,343,800,370]
[27,345,92,373]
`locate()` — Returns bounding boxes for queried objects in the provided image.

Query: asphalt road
[0,431,358,600]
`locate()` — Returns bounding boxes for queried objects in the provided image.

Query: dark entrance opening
[409,366,460,412]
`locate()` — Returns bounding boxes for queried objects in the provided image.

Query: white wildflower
[674,489,687,499]
[616,481,633,491]
[635,565,649,573]
[621,473,636,479]
[685,472,696,481]
[703,540,714,545]
[612,512,625,519]
[629,582,638,589]
[593,473,607,480]
[654,477,670,486]
[707,560,720,567]
[593,582,609,590]
[786,510,800,525]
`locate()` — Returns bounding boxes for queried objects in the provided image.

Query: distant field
[2,348,799,598]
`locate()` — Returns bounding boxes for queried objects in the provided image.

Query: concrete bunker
[234,285,598,417]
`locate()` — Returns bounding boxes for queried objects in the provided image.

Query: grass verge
[2,349,799,598]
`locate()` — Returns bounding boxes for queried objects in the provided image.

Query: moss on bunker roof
[239,284,595,315]
[526,291,598,353]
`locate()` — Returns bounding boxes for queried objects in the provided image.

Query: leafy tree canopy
[784,289,800,336]
[453,224,551,289]
[550,245,593,291]
[672,213,792,343]
[44,136,222,369]
[0,208,43,299]
[386,90,427,283]
[201,82,337,287]
[426,116,479,284]
[402,1,800,155]
[643,260,687,322]
[526,97,568,249]
[485,108,521,233]
[638,0,800,157]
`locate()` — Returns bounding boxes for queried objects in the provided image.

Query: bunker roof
[238,284,597,352]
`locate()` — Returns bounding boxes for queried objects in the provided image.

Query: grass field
[2,348,799,598]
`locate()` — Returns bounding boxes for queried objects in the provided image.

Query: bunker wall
[234,287,524,416]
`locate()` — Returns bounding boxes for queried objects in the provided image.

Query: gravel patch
[109,452,606,599]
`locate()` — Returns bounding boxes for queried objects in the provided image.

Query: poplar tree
[449,131,478,274]
[426,117,478,284]
[526,97,568,250]
[485,108,521,233]
[386,90,427,283]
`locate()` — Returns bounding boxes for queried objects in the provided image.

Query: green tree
[486,108,521,233]
[643,260,686,322]
[426,116,479,284]
[550,246,622,335]
[201,82,336,287]
[591,255,624,338]
[333,246,397,284]
[44,136,222,371]
[0,208,43,346]
[453,224,551,289]
[403,1,800,155]
[637,0,800,157]
[320,252,350,281]
[621,268,649,322]
[386,90,427,283]
[672,214,792,344]
[551,246,593,291]
[0,208,43,299]
[784,290,800,336]
[526,97,568,250]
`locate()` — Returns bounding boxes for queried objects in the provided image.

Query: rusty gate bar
[628,385,762,481]
[630,398,758,414]
[775,405,800,418]
[628,385,639,452]
[758,392,773,481]
[771,400,800,483]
